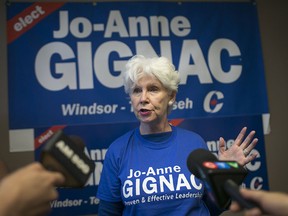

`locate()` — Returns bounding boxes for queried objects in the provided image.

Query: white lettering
[53,11,69,38]
[179,40,212,84]
[61,103,118,116]
[51,199,83,208]
[179,39,242,84]
[143,177,157,194]
[71,154,90,174]
[35,42,77,91]
[104,11,129,38]
[70,17,92,38]
[122,173,202,198]
[170,16,191,37]
[37,11,243,92]
[123,180,133,198]
[53,10,191,39]
[159,174,174,192]
[14,5,45,32]
[94,41,132,88]
[176,173,191,191]
[173,98,193,110]
[55,140,74,158]
[208,39,242,83]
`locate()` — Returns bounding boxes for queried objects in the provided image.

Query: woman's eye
[133,88,141,93]
[150,86,159,92]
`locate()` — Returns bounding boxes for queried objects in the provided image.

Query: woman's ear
[168,92,176,106]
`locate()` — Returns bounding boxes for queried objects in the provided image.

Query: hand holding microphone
[40,130,95,187]
[0,163,65,216]
[230,188,288,216]
[186,148,256,209]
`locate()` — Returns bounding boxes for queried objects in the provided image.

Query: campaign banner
[34,115,268,216]
[7,2,269,130]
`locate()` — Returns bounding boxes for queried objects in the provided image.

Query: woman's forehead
[136,75,163,86]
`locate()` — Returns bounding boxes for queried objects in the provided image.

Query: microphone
[40,130,95,188]
[187,148,256,209]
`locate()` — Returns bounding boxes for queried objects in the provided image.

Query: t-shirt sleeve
[96,143,122,202]
[98,200,124,216]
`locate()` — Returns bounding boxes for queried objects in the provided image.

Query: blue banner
[7,2,268,129]
[34,115,268,216]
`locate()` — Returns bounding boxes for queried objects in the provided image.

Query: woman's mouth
[139,108,151,115]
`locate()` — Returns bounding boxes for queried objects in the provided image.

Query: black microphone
[187,148,256,209]
[40,130,95,188]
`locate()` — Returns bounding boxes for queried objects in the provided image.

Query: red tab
[7,2,65,44]
[34,125,66,150]
[169,118,184,126]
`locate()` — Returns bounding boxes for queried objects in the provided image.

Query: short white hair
[123,55,180,94]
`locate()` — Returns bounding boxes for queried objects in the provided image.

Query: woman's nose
[140,91,149,103]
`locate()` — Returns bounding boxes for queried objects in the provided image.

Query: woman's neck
[139,121,172,135]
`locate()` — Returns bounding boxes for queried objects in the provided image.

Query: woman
[97,55,258,215]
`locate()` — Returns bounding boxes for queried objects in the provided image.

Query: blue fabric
[98,200,124,216]
[97,126,222,215]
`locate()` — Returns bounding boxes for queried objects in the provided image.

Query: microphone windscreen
[186,148,248,208]
[40,130,95,187]
[186,148,218,178]
[68,135,85,151]
[41,153,82,187]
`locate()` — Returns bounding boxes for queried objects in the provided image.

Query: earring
[168,101,174,106]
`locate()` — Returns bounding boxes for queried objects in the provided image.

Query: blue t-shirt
[97,126,216,215]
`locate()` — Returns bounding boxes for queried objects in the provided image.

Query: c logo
[203,91,224,113]
[250,177,263,190]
